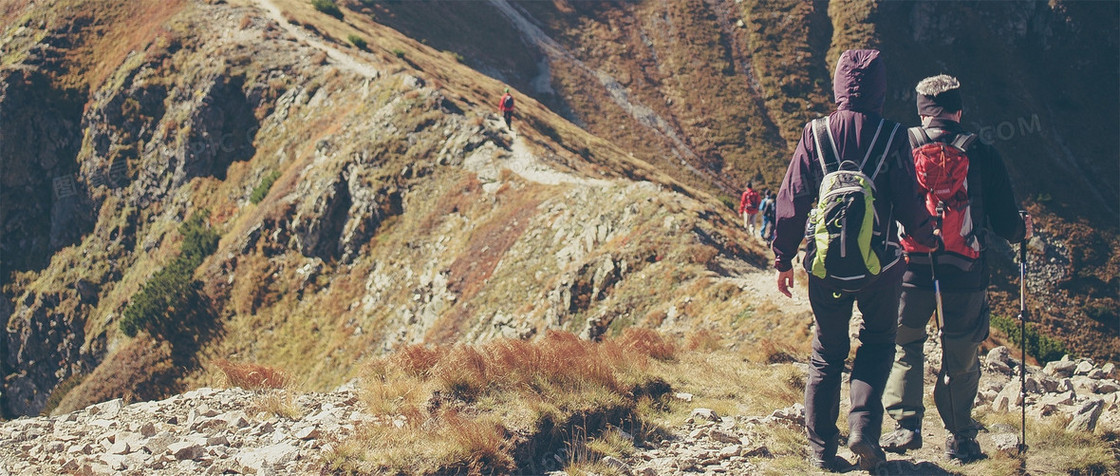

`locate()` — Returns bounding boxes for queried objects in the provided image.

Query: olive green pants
[882,287,989,438]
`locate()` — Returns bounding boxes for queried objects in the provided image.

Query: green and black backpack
[805,116,902,292]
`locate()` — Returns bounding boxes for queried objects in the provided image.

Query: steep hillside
[0,0,1116,424]
[0,0,775,418]
[363,0,1120,361]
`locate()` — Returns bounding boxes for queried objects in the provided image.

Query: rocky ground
[2,321,1116,476]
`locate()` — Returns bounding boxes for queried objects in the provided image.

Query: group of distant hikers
[739,183,776,244]
[497,47,1032,471]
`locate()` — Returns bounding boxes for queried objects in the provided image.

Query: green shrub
[310,0,343,19]
[347,34,367,51]
[120,211,220,338]
[250,170,282,204]
[392,48,405,59]
[449,51,465,63]
[991,315,1070,363]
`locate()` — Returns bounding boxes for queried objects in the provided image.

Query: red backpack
[900,127,981,270]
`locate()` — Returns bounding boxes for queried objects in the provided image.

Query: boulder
[235,442,299,471]
[690,408,721,423]
[1066,399,1105,432]
[1075,361,1095,376]
[709,429,740,445]
[991,433,1022,456]
[168,441,204,461]
[1044,360,1076,377]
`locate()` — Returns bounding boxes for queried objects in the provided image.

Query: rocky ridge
[1,344,1115,475]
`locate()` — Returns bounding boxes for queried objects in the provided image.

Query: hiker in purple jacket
[771,49,939,472]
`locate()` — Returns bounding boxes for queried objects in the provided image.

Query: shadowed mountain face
[0,0,1115,417]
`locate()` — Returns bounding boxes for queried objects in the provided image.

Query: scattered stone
[674,392,693,403]
[1075,361,1095,376]
[139,422,157,438]
[991,433,1022,456]
[144,435,176,455]
[1067,400,1105,432]
[235,443,300,471]
[690,408,721,422]
[601,455,633,475]
[718,445,741,459]
[709,429,740,445]
[1097,381,1119,394]
[986,347,1014,374]
[1102,363,1116,379]
[1044,360,1076,377]
[742,444,772,458]
[169,441,205,461]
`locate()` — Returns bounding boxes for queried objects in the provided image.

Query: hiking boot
[809,454,855,473]
[945,434,986,463]
[880,428,922,454]
[848,433,887,471]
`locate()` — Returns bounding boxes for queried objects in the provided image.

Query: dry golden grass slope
[0,7,1115,472]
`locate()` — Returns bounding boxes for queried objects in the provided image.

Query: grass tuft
[310,0,343,19]
[347,34,367,51]
[213,359,288,390]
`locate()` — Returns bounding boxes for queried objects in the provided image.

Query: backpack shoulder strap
[811,117,840,174]
[950,132,978,153]
[859,119,886,170]
[869,121,901,181]
[908,126,934,149]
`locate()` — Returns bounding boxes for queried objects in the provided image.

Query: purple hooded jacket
[772,49,937,274]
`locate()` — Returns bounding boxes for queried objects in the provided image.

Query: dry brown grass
[212,359,288,390]
[685,329,724,352]
[56,0,189,90]
[346,330,674,474]
[744,338,802,364]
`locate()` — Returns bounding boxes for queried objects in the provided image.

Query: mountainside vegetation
[0,0,1115,443]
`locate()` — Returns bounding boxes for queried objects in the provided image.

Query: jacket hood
[833,49,886,114]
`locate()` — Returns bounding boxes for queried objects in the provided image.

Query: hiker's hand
[1022,212,1033,240]
[777,269,794,298]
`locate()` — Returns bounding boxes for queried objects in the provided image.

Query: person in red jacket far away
[498,87,515,129]
[739,182,761,233]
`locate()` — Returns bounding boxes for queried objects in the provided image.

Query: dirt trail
[498,121,613,188]
[253,0,380,79]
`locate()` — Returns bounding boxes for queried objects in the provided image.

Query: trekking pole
[929,247,957,435]
[1017,216,1029,456]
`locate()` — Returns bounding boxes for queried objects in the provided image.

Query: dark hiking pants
[804,274,901,458]
[883,288,988,438]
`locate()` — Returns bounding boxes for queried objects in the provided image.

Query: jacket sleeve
[886,130,938,248]
[772,124,817,271]
[980,145,1026,243]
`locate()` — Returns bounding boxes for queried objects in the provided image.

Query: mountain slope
[0,0,772,418]
[0,0,1116,421]
[363,0,1120,361]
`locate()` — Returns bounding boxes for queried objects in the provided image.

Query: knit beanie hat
[915,74,962,116]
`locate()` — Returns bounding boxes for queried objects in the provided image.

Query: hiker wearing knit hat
[881,74,1031,464]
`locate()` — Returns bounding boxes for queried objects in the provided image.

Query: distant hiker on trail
[771,49,939,472]
[498,87,515,129]
[881,74,1032,463]
[739,183,761,233]
[758,189,775,242]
